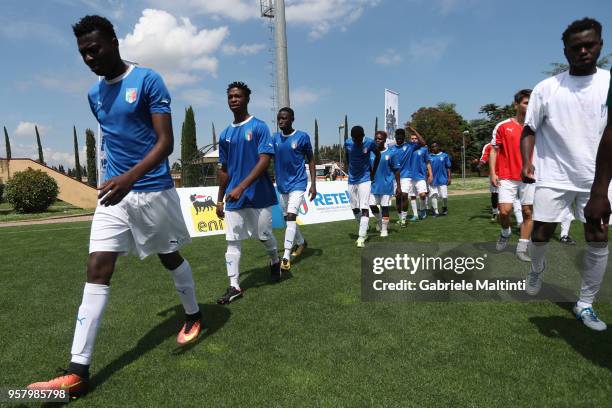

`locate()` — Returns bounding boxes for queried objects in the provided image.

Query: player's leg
[430,187,439,217]
[574,192,609,331]
[399,178,410,226]
[440,185,449,216]
[349,183,361,223]
[282,191,305,272]
[380,195,391,237]
[525,187,567,295]
[255,206,281,282]
[496,180,517,251]
[516,183,535,262]
[560,211,576,244]
[370,194,382,232]
[490,184,499,221]
[218,209,248,304]
[512,198,523,228]
[356,182,371,247]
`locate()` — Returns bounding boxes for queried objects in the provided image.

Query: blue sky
[1,0,611,168]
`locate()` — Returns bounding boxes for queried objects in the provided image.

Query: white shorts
[430,185,448,198]
[533,187,612,223]
[369,194,392,207]
[399,178,412,194]
[498,179,535,205]
[279,190,305,216]
[409,179,428,196]
[224,206,274,241]
[349,181,371,210]
[89,189,191,260]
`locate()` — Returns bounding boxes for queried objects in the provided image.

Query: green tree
[314,119,320,164]
[212,122,217,150]
[181,106,199,186]
[374,116,378,133]
[544,52,612,76]
[343,115,348,142]
[35,125,44,164]
[85,128,97,187]
[3,126,11,159]
[73,126,82,181]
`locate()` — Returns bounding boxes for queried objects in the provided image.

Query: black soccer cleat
[271,260,282,283]
[560,235,576,245]
[217,286,243,305]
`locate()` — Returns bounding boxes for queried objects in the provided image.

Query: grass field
[1,194,611,407]
[0,200,92,223]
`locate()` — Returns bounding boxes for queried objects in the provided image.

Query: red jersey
[492,118,523,180]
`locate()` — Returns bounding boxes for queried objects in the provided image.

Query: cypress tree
[85,128,97,187]
[35,125,44,164]
[343,115,348,142]
[212,122,217,150]
[181,106,199,186]
[375,116,378,133]
[73,126,82,181]
[3,126,11,159]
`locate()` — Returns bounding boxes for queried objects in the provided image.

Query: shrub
[5,168,59,213]
[0,182,4,202]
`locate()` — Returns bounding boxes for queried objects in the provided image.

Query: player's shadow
[87,303,230,394]
[291,246,323,266]
[239,265,289,290]
[529,306,612,372]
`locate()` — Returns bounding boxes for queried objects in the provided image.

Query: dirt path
[0,214,93,228]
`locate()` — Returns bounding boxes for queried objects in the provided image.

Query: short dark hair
[375,130,387,139]
[351,126,364,137]
[514,89,532,104]
[227,81,251,97]
[395,128,405,137]
[431,141,439,146]
[278,107,294,118]
[72,15,117,40]
[562,18,602,45]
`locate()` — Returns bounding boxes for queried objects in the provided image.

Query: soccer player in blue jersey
[369,131,401,237]
[391,128,416,227]
[273,107,316,272]
[429,141,452,216]
[406,126,432,220]
[345,126,380,247]
[27,15,201,397]
[216,82,280,303]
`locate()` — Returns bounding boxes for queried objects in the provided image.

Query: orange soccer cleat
[27,370,88,398]
[177,316,203,345]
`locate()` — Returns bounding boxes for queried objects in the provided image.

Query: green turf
[1,194,611,407]
[0,200,92,222]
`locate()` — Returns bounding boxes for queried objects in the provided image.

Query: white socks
[226,241,241,289]
[529,242,548,273]
[170,260,199,315]
[382,217,389,233]
[431,196,438,213]
[400,211,407,222]
[560,218,571,237]
[579,243,609,305]
[410,199,418,216]
[501,227,511,238]
[294,226,305,245]
[517,239,530,253]
[262,235,279,264]
[284,221,297,260]
[71,283,110,365]
[359,216,369,239]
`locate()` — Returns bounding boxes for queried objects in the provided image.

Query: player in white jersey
[521,18,610,331]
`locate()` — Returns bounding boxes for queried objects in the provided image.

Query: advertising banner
[384,89,399,146]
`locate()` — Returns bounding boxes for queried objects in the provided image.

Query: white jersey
[524,68,610,192]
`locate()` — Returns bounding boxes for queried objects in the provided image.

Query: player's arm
[426,161,433,185]
[306,150,317,201]
[98,112,173,206]
[520,126,536,183]
[584,115,612,227]
[489,147,499,187]
[370,148,381,180]
[216,163,229,218]
[409,126,426,146]
[395,170,402,195]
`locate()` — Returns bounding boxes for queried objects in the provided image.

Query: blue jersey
[391,143,416,179]
[409,145,430,181]
[88,65,173,191]
[430,152,451,186]
[370,149,399,196]
[273,130,313,194]
[218,116,278,211]
[345,137,377,184]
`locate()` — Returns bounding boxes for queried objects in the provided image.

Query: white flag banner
[384,89,399,146]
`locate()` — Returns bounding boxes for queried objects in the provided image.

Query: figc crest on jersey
[291,141,297,149]
[245,132,253,141]
[125,88,137,104]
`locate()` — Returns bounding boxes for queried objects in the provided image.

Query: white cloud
[178,88,218,107]
[285,0,381,40]
[14,122,48,139]
[119,9,229,86]
[147,0,257,22]
[375,49,403,66]
[222,43,266,56]
[291,87,326,107]
[408,37,450,62]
